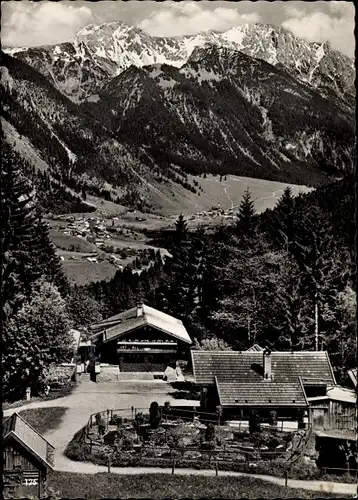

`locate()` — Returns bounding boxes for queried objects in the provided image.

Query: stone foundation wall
[96,365,120,382]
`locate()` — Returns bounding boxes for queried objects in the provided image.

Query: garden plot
[66,406,293,470]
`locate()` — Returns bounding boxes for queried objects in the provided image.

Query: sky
[1,1,355,57]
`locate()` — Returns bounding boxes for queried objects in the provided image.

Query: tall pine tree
[235,188,258,244]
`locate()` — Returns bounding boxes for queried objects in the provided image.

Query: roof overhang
[316,430,357,441]
[101,319,192,345]
[215,377,308,408]
[4,432,54,470]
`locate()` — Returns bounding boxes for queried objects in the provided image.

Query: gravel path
[4,379,357,496]
[4,378,172,470]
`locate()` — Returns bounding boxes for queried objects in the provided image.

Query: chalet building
[88,304,192,372]
[192,349,336,423]
[3,413,55,499]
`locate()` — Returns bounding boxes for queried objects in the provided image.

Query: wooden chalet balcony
[117,340,177,353]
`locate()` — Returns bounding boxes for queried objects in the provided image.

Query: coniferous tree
[167,215,194,319]
[29,211,70,296]
[235,188,258,243]
[269,186,297,252]
[1,144,40,319]
[1,143,69,311]
[294,204,352,351]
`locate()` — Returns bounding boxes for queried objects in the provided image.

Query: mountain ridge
[1,22,354,214]
[4,21,354,105]
[90,43,354,186]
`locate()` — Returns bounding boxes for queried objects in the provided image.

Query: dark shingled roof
[215,379,308,407]
[3,413,55,469]
[191,351,336,386]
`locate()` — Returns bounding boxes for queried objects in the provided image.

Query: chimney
[137,303,143,317]
[263,348,272,381]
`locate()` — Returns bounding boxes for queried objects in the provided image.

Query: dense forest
[2,137,355,400]
[76,173,356,385]
[1,141,74,401]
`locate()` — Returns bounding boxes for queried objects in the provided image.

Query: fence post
[110,409,113,422]
[193,407,196,423]
[172,458,175,475]
[281,420,283,432]
[285,470,288,488]
[131,406,134,419]
[215,461,218,476]
[106,409,110,430]
[108,455,111,473]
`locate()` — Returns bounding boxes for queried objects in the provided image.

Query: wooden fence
[81,406,297,463]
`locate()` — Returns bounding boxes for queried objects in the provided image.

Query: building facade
[3,413,55,499]
[88,304,192,373]
[192,349,336,423]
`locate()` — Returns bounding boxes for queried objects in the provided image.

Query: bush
[201,440,216,450]
[268,411,278,427]
[133,412,149,432]
[205,423,216,442]
[249,411,261,434]
[64,428,92,462]
[149,402,161,429]
[109,414,123,426]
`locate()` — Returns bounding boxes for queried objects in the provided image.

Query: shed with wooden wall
[3,413,55,498]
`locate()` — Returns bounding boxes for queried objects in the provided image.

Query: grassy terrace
[18,407,68,435]
[3,382,76,411]
[48,472,347,499]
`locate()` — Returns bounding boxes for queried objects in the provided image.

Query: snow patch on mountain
[6,21,353,104]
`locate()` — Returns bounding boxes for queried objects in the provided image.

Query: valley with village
[2,1,356,500]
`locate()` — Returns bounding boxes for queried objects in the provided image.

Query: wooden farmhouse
[308,385,357,431]
[3,413,55,499]
[192,348,336,425]
[87,304,192,373]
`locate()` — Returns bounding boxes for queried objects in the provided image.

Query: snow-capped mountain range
[1,22,355,213]
[5,21,354,105]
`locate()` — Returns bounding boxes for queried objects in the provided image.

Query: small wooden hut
[3,412,55,498]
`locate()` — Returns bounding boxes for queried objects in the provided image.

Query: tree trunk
[314,293,319,351]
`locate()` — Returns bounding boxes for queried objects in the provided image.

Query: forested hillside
[79,174,356,384]
[1,141,75,401]
[2,130,355,401]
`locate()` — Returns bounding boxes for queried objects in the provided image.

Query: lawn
[18,407,68,435]
[63,259,118,286]
[3,382,76,411]
[50,231,98,253]
[48,472,347,499]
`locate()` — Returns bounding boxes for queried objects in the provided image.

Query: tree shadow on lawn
[18,407,68,435]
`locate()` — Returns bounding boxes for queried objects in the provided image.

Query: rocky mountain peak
[4,21,354,105]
